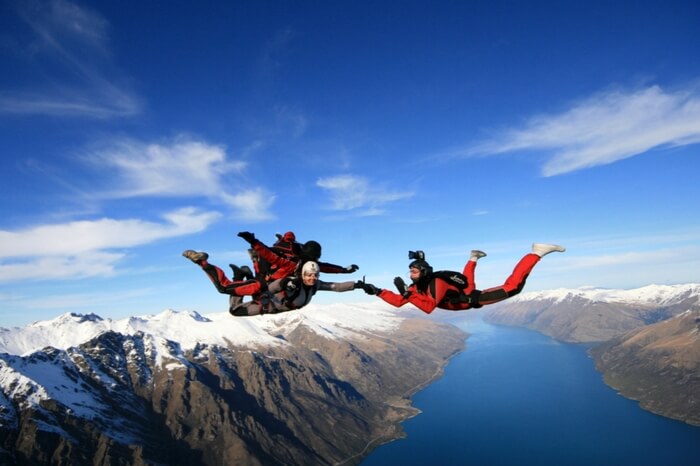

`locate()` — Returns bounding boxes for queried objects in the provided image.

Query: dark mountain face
[483,285,700,343]
[590,311,700,427]
[0,312,465,465]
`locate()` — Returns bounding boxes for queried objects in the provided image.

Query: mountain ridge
[1,302,466,465]
[484,283,700,343]
[590,310,700,426]
[0,302,401,356]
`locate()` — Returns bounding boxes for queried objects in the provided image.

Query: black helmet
[409,259,433,279]
[301,240,322,261]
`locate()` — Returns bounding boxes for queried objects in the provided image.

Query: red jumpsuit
[249,240,349,281]
[377,253,541,314]
[197,258,358,315]
[198,246,352,312]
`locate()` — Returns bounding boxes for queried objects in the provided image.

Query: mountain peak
[0,302,465,465]
[512,283,700,306]
[0,302,401,357]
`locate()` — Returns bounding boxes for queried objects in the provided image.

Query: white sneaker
[470,250,487,261]
[532,243,565,257]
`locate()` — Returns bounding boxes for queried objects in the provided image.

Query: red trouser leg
[477,253,540,305]
[202,262,263,296]
[461,260,477,294]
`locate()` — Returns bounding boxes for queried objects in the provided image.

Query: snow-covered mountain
[485,283,700,343]
[0,302,465,465]
[511,283,700,307]
[0,303,400,356]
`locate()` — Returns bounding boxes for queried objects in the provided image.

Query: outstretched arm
[356,281,436,313]
[377,287,438,314]
[319,261,359,274]
[239,231,296,270]
[318,280,358,292]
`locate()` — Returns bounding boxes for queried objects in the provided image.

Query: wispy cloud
[0,0,141,118]
[86,136,276,221]
[316,174,413,216]
[220,189,276,222]
[0,207,220,282]
[455,83,700,176]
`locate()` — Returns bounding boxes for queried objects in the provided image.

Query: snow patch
[512,283,700,306]
[0,353,105,419]
[0,301,402,357]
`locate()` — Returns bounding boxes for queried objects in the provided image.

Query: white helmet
[302,261,320,277]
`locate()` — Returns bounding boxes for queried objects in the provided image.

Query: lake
[361,312,700,466]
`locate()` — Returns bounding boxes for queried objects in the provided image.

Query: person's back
[254,231,301,279]
[240,232,356,282]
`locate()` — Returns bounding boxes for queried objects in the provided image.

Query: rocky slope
[483,284,700,343]
[0,303,466,465]
[590,310,700,426]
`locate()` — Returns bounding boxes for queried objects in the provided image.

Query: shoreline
[337,332,468,465]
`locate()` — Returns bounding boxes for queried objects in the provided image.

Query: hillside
[590,310,700,426]
[0,303,465,465]
[483,284,700,343]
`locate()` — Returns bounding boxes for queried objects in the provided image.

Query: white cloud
[0,207,220,282]
[91,138,246,198]
[316,174,413,215]
[220,189,276,222]
[87,136,276,221]
[0,252,125,282]
[460,83,700,176]
[0,207,219,258]
[0,0,141,118]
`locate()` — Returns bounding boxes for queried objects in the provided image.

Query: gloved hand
[394,277,407,296]
[345,264,359,273]
[237,231,256,244]
[285,279,299,293]
[394,277,411,298]
[360,282,381,295]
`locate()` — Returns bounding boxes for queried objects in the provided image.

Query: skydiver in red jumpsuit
[359,243,565,314]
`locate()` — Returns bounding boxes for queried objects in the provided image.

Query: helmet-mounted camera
[408,250,425,261]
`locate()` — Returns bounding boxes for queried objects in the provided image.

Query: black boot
[239,265,254,280]
[229,264,245,281]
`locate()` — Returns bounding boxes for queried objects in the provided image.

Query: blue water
[362,312,700,466]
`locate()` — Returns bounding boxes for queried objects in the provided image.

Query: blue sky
[2,0,700,328]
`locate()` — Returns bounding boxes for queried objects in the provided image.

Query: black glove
[237,231,256,244]
[345,264,359,273]
[361,283,381,295]
[395,277,412,298]
[285,279,299,293]
[393,277,407,295]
